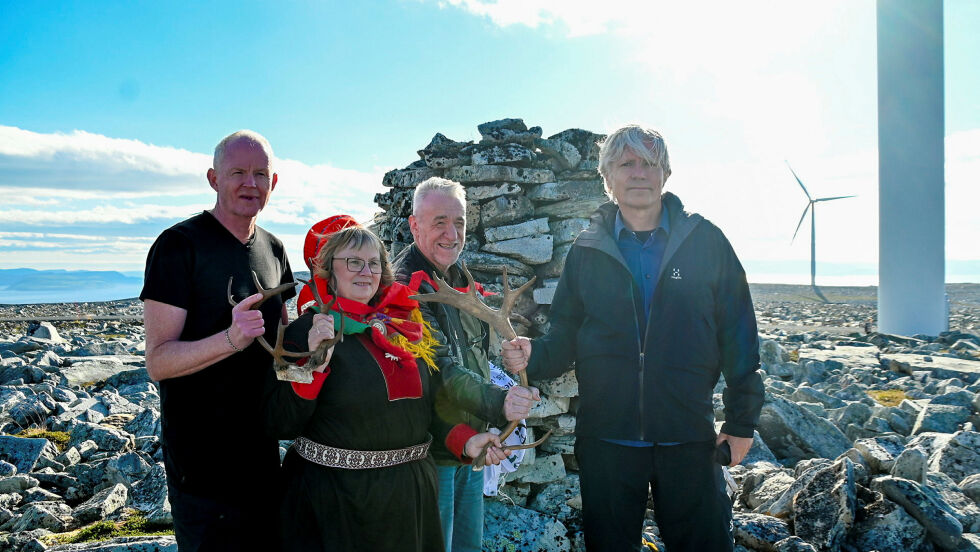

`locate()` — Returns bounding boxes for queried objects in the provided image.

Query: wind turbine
[787,162,856,303]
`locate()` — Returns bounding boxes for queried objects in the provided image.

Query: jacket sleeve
[714,232,765,438]
[261,311,323,440]
[526,245,584,381]
[427,404,479,464]
[419,295,508,428]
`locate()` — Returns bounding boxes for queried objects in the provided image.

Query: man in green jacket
[502,125,764,552]
[393,176,539,552]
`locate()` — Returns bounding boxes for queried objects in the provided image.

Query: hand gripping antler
[297,276,345,368]
[227,271,343,381]
[410,264,552,470]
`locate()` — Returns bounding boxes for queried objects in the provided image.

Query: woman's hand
[307,313,336,372]
[464,433,508,466]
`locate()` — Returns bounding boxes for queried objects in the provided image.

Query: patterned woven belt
[292,436,432,470]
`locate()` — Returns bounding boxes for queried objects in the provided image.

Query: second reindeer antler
[410,264,552,470]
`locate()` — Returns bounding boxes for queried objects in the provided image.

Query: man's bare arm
[144,293,265,382]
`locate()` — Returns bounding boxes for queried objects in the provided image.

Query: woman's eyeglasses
[334,257,383,274]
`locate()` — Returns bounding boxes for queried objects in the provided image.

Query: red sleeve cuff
[290,369,329,400]
[446,424,479,464]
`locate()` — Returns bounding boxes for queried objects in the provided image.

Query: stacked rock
[372,118,607,336]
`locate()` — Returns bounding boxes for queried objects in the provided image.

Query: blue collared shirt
[605,204,672,448]
[614,204,670,323]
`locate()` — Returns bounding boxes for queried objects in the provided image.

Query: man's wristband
[225,328,244,353]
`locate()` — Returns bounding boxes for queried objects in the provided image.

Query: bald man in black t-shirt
[141,130,294,552]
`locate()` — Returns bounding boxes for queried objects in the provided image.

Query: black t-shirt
[141,211,295,498]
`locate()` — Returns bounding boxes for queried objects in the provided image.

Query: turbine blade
[814,195,857,202]
[785,161,812,200]
[791,204,811,243]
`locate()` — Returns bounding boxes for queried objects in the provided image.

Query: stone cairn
[372,117,608,333]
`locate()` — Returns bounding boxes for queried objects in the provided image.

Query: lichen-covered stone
[874,475,963,550]
[482,235,553,265]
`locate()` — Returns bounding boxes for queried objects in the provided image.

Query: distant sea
[0,262,978,304]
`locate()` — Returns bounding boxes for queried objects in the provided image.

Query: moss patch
[43,514,173,545]
[14,428,70,452]
[867,389,909,407]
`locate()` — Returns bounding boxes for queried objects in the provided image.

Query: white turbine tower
[787,162,856,303]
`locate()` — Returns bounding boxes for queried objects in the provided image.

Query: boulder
[512,453,566,485]
[483,218,549,243]
[961,473,980,504]
[29,322,64,342]
[382,166,436,188]
[534,196,607,220]
[482,500,570,552]
[471,143,536,166]
[10,501,74,532]
[732,512,791,551]
[874,475,963,550]
[0,436,49,474]
[891,446,928,482]
[459,251,535,278]
[127,463,170,524]
[912,403,972,434]
[548,218,590,245]
[465,182,523,202]
[446,165,554,185]
[926,471,980,533]
[854,434,907,475]
[482,235,553,265]
[65,421,133,454]
[756,393,852,463]
[73,482,128,523]
[480,195,535,229]
[791,458,856,551]
[0,474,38,494]
[928,431,980,483]
[526,180,604,203]
[848,493,928,551]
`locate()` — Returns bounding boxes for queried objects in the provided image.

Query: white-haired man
[142,130,294,551]
[393,176,539,552]
[502,125,764,551]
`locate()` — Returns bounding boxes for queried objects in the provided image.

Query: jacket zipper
[628,275,646,441]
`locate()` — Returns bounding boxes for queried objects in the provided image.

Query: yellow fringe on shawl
[387,307,440,373]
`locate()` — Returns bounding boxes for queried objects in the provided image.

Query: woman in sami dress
[264,216,506,552]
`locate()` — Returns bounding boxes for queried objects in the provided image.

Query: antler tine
[498,268,537,323]
[251,270,299,309]
[459,261,482,299]
[227,278,237,308]
[256,322,315,371]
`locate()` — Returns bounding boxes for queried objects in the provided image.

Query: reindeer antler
[227,271,312,372]
[410,264,552,470]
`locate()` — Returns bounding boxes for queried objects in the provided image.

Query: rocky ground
[0,283,979,551]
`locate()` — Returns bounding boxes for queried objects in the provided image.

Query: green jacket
[393,244,508,465]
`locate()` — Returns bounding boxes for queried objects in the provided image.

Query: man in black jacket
[502,125,764,552]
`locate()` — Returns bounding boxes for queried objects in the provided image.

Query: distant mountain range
[0,269,142,291]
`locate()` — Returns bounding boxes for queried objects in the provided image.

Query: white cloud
[0,203,213,225]
[0,126,384,228]
[0,125,210,194]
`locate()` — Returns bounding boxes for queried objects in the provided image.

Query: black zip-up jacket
[393,244,508,465]
[527,193,764,443]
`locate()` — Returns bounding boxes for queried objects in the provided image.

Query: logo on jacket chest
[670,267,682,280]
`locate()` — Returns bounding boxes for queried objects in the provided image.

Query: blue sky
[1,0,978,285]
